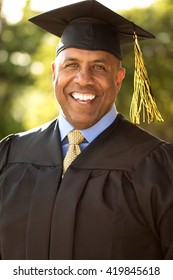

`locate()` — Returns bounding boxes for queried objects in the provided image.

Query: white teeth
[72,93,96,101]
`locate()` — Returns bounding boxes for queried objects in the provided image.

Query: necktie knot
[68,129,84,145]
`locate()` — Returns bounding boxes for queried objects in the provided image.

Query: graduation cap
[29,0,163,124]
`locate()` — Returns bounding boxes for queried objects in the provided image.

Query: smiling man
[1,0,173,260]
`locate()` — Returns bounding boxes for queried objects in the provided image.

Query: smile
[71,92,96,103]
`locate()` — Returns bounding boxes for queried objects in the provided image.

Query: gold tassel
[130,32,164,124]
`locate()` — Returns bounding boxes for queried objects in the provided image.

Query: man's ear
[116,67,126,92]
[51,61,56,82]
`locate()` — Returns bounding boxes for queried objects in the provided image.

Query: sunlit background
[1,0,173,141]
[2,0,155,24]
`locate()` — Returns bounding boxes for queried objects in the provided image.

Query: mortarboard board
[29,0,155,60]
[29,0,163,124]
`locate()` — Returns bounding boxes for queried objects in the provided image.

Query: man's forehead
[57,48,118,63]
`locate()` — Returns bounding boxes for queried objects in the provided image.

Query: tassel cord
[130,33,164,124]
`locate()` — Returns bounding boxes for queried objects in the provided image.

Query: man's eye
[65,63,78,68]
[92,65,106,71]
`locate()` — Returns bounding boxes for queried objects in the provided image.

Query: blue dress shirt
[59,105,118,158]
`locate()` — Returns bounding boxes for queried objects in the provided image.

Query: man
[0,0,173,260]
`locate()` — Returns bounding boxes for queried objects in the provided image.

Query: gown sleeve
[0,135,14,259]
[0,135,13,172]
[133,142,173,259]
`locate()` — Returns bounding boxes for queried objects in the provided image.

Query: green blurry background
[1,0,173,141]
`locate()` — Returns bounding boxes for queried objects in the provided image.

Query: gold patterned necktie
[63,129,85,174]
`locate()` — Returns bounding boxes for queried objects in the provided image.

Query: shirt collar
[59,105,118,143]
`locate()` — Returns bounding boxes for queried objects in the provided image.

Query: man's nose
[73,66,94,86]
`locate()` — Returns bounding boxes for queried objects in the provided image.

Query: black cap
[29,0,155,59]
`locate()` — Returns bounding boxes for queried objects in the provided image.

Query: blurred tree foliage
[0,0,173,142]
[0,0,58,139]
[119,0,173,141]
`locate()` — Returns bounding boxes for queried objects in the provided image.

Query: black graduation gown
[0,114,173,260]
